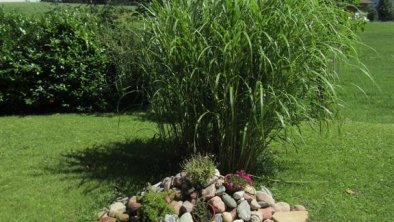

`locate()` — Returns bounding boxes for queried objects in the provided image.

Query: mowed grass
[267,22,394,221]
[0,22,393,221]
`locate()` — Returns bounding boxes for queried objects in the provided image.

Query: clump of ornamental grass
[142,0,366,172]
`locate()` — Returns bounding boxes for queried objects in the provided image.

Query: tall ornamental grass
[143,0,363,172]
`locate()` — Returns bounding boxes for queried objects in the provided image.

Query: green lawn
[0,22,393,221]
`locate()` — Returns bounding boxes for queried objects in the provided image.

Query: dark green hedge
[0,8,115,113]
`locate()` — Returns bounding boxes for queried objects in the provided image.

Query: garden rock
[257,201,270,208]
[215,213,223,222]
[250,199,261,210]
[109,202,126,218]
[222,212,233,222]
[100,217,116,222]
[243,193,254,202]
[202,184,216,200]
[272,211,308,222]
[170,201,183,215]
[127,196,141,212]
[260,207,274,220]
[97,211,107,220]
[221,193,237,209]
[273,202,290,212]
[237,200,251,221]
[216,186,226,196]
[233,220,244,222]
[251,210,263,221]
[163,214,177,222]
[179,212,193,222]
[180,201,194,213]
[259,186,273,197]
[244,185,256,195]
[250,214,261,222]
[256,192,275,206]
[233,191,245,200]
[293,205,306,211]
[117,213,129,222]
[208,196,226,213]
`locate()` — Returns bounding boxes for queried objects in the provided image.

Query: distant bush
[0,8,111,113]
[366,5,378,21]
[377,0,394,21]
[94,6,148,111]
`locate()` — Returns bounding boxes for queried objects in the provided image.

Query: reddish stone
[208,196,226,213]
[117,213,130,222]
[170,201,183,215]
[259,207,274,220]
[100,217,116,222]
[127,196,141,212]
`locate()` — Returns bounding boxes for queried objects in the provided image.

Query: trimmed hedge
[0,8,112,113]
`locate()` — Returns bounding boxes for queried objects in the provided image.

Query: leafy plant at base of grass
[142,0,364,172]
[181,154,216,187]
[139,187,175,222]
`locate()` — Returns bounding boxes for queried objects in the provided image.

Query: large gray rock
[256,191,275,206]
[237,200,251,221]
[216,186,226,196]
[221,193,237,209]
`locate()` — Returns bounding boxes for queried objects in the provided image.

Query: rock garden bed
[97,155,308,222]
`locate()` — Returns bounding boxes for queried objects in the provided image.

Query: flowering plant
[224,170,253,193]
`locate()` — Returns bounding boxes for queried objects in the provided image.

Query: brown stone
[100,217,116,222]
[273,202,290,212]
[256,191,275,207]
[127,196,141,212]
[208,196,226,213]
[292,205,307,211]
[272,211,308,222]
[250,199,261,210]
[117,213,130,222]
[243,193,254,202]
[230,208,237,219]
[251,210,263,221]
[202,183,216,200]
[259,207,274,220]
[170,201,183,215]
[97,211,107,220]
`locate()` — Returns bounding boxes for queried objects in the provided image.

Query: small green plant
[182,154,216,187]
[192,198,212,222]
[140,187,175,222]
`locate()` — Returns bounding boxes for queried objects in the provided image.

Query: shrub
[181,154,216,187]
[377,0,394,21]
[140,187,175,222]
[0,8,109,113]
[366,5,378,21]
[95,6,148,111]
[143,0,363,172]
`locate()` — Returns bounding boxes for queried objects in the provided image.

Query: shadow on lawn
[52,138,183,195]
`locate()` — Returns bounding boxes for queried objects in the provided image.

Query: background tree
[377,0,394,21]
